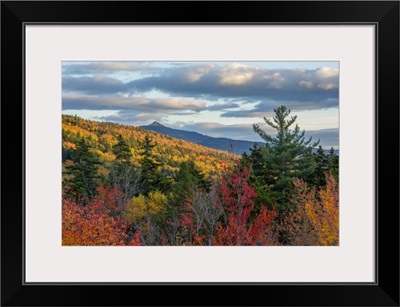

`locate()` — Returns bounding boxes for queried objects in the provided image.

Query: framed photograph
[1,1,399,306]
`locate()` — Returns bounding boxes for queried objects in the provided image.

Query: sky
[62,61,339,149]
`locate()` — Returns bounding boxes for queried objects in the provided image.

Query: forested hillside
[62,115,236,175]
[62,106,339,246]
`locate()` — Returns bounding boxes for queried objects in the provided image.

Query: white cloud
[219,63,255,85]
[315,66,339,78]
[185,64,215,82]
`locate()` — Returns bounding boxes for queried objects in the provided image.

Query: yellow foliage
[124,191,167,223]
[305,176,339,246]
[318,186,339,245]
[62,115,235,176]
[285,175,339,246]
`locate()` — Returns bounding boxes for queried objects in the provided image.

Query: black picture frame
[1,1,399,306]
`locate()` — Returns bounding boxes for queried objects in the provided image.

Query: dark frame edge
[376,2,400,304]
[1,2,25,306]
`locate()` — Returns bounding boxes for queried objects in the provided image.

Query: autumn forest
[62,106,339,246]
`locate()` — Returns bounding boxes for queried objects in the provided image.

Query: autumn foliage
[212,162,277,246]
[62,114,339,246]
[62,199,126,246]
[281,174,339,246]
[62,186,141,246]
[62,114,235,176]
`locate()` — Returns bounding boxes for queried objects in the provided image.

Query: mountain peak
[149,121,165,127]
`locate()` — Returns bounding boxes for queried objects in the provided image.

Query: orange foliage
[63,141,76,149]
[62,198,127,246]
[62,186,141,246]
[282,174,339,246]
[319,175,339,245]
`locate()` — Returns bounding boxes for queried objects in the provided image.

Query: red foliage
[95,185,125,213]
[62,186,141,246]
[213,161,277,246]
[247,207,278,245]
[62,199,126,246]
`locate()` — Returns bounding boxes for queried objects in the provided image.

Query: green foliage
[137,135,172,194]
[310,146,339,187]
[168,160,212,211]
[311,145,330,187]
[252,106,319,210]
[113,134,132,163]
[241,146,275,213]
[63,137,101,204]
[175,161,211,193]
[106,135,143,207]
[161,161,213,245]
[328,147,339,180]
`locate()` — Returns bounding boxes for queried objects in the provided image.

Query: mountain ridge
[140,123,261,155]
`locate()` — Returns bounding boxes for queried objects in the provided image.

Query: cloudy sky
[62,61,339,148]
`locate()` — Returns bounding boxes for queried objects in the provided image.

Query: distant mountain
[149,121,164,127]
[140,121,260,155]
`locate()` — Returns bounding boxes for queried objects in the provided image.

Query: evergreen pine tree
[107,134,142,208]
[328,147,339,180]
[241,144,275,213]
[64,137,100,204]
[164,160,212,245]
[138,135,163,194]
[113,134,132,163]
[172,161,211,201]
[312,145,330,187]
[252,105,319,210]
